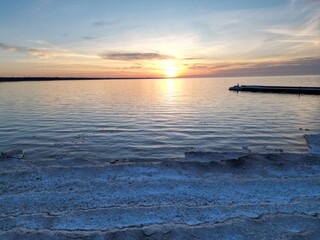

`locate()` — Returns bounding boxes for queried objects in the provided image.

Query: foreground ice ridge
[0,152,319,239]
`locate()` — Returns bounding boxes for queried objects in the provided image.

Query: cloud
[0,42,51,58]
[289,0,320,6]
[183,57,204,60]
[0,42,96,59]
[117,64,142,70]
[92,20,120,27]
[263,1,320,48]
[208,57,320,77]
[188,62,251,71]
[100,52,173,61]
[83,36,96,40]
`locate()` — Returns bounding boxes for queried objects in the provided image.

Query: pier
[229,85,320,94]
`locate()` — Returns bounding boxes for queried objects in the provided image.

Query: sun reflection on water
[166,79,175,97]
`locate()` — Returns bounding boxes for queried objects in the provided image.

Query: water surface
[0,76,319,161]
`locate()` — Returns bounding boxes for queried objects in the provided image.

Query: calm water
[0,76,319,161]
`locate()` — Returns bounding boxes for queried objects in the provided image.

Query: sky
[0,0,319,78]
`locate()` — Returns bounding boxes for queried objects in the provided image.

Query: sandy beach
[1,147,319,239]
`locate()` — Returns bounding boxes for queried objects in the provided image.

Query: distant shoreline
[0,77,164,82]
[1,74,319,82]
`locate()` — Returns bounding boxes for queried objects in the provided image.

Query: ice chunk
[0,149,24,159]
[304,134,320,154]
[184,151,249,162]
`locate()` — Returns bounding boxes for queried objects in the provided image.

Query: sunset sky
[0,0,319,78]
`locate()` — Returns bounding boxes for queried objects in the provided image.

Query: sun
[162,62,179,78]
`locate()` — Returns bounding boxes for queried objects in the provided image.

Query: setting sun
[162,62,179,78]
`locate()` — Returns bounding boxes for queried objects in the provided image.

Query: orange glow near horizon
[161,61,179,78]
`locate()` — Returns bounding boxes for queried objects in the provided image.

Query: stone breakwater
[0,152,319,239]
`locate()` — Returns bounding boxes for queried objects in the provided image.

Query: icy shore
[1,147,319,239]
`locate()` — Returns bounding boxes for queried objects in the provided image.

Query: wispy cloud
[183,57,204,61]
[263,16,319,46]
[83,36,96,40]
[116,64,142,70]
[288,0,320,7]
[0,42,96,59]
[206,57,320,77]
[261,0,320,54]
[188,62,250,71]
[100,52,174,61]
[92,20,120,27]
[0,42,51,58]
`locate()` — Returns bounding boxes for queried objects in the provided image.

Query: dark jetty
[229,85,320,94]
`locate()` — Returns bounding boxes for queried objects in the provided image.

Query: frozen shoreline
[1,148,320,239]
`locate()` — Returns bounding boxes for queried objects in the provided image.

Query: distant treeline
[0,77,160,82]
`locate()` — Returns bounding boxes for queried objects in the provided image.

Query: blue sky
[0,0,319,77]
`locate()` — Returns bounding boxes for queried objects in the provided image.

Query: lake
[0,75,319,161]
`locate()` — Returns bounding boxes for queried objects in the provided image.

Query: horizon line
[1,73,320,82]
